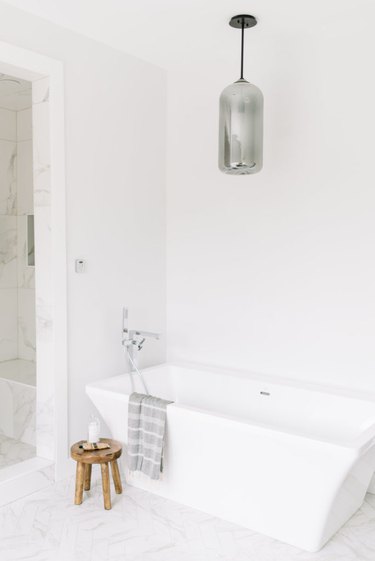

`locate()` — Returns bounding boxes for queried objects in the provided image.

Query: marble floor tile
[0,434,36,468]
[0,474,375,561]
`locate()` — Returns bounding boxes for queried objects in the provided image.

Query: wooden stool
[70,438,123,510]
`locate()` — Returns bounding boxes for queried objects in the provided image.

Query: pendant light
[218,15,263,175]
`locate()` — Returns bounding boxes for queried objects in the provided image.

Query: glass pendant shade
[219,78,263,175]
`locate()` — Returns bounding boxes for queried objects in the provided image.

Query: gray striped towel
[127,392,172,480]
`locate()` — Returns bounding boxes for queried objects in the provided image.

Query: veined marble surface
[0,434,35,469]
[0,215,17,288]
[0,289,17,361]
[0,360,36,447]
[17,289,36,362]
[17,215,35,290]
[0,140,17,216]
[0,475,374,561]
[0,358,36,386]
[0,379,36,446]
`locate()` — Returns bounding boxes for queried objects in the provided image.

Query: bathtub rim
[92,360,375,404]
[86,365,375,456]
[169,361,375,404]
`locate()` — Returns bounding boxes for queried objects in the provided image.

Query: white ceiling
[2,0,374,71]
[0,73,31,110]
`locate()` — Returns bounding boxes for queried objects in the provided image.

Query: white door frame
[0,40,68,480]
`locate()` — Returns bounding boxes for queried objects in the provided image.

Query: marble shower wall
[17,107,36,361]
[0,107,17,361]
[0,377,36,446]
[0,101,35,363]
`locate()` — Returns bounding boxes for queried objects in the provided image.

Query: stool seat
[70,438,123,510]
[71,438,122,464]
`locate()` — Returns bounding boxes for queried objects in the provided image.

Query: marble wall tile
[0,378,36,446]
[16,215,35,290]
[17,289,36,361]
[13,382,36,446]
[0,289,17,361]
[15,101,36,371]
[32,101,50,207]
[34,207,51,303]
[0,140,16,216]
[0,108,16,142]
[0,358,35,386]
[0,88,37,475]
[16,108,32,142]
[0,379,14,437]
[0,216,17,288]
[16,140,33,215]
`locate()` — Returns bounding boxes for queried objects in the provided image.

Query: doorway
[0,41,68,504]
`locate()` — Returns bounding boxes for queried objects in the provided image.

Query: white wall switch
[75,259,86,273]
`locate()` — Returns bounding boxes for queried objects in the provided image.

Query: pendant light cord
[240,18,244,80]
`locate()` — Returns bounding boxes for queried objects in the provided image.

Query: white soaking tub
[86,363,375,552]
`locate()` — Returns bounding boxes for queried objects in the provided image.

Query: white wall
[0,2,167,443]
[2,1,374,446]
[166,17,375,391]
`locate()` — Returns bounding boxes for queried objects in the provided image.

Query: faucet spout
[121,307,160,395]
[131,329,160,341]
[121,307,161,347]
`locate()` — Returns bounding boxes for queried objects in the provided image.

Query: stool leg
[74,462,84,505]
[84,464,92,491]
[111,460,123,494]
[101,463,111,510]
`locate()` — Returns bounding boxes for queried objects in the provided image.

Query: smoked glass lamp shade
[218,78,263,175]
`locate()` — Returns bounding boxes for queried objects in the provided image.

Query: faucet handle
[133,330,160,340]
[137,338,146,351]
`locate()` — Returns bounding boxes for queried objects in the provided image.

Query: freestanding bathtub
[86,363,375,552]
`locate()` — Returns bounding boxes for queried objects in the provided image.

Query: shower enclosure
[0,43,68,505]
[0,75,36,469]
